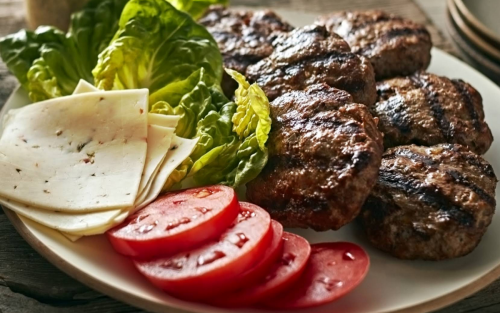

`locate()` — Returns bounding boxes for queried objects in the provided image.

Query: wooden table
[0,0,499,312]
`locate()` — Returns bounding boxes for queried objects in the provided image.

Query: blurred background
[2,0,498,84]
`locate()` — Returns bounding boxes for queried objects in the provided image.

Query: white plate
[3,10,500,313]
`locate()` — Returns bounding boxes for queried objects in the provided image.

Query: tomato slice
[107,185,239,259]
[207,220,284,303]
[134,202,272,300]
[263,242,370,310]
[212,231,310,307]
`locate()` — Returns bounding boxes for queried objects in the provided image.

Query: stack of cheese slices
[0,80,198,240]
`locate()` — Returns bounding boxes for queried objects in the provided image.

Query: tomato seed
[195,207,212,214]
[281,252,296,266]
[197,250,226,267]
[231,232,249,248]
[343,251,355,261]
[317,277,344,291]
[194,189,215,198]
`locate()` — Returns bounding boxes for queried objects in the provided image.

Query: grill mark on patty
[409,75,453,141]
[378,168,475,227]
[266,50,359,78]
[384,148,496,205]
[447,170,496,206]
[451,79,481,130]
[352,150,374,173]
[444,144,496,178]
[357,27,429,55]
[378,94,412,134]
[350,15,398,31]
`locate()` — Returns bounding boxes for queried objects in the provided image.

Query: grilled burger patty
[199,6,293,96]
[373,72,493,154]
[246,84,384,231]
[316,10,432,79]
[360,144,497,260]
[245,25,377,106]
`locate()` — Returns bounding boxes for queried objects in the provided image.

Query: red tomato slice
[263,242,370,310]
[107,185,239,259]
[208,220,284,302]
[212,231,310,307]
[134,202,272,300]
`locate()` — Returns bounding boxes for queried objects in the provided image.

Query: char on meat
[316,10,432,79]
[246,84,383,231]
[372,72,493,154]
[360,144,497,260]
[245,25,377,106]
[199,6,293,97]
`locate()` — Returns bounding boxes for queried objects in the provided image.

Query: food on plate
[247,84,384,231]
[372,72,493,154]
[93,0,272,188]
[107,187,369,308]
[211,231,310,307]
[360,144,497,260]
[199,5,293,96]
[134,202,272,300]
[263,242,370,309]
[107,185,240,259]
[316,10,432,79]
[0,0,128,102]
[0,83,200,238]
[186,69,272,187]
[245,25,377,105]
[168,0,228,20]
[0,89,149,211]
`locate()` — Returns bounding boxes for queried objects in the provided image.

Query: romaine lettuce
[92,0,222,92]
[168,0,229,20]
[0,0,127,102]
[188,70,271,187]
[93,0,271,188]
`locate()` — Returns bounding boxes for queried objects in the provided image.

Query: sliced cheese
[0,90,149,212]
[137,125,174,196]
[0,198,122,232]
[73,79,98,94]
[72,81,180,129]
[134,136,199,211]
[2,124,176,233]
[148,113,180,129]
[60,136,198,237]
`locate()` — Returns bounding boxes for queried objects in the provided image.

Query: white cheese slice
[0,198,122,232]
[134,136,199,211]
[60,136,198,237]
[148,113,180,129]
[72,80,180,129]
[2,124,175,233]
[0,90,149,212]
[137,125,174,196]
[73,80,98,94]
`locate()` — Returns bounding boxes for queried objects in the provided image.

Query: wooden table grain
[1,0,499,312]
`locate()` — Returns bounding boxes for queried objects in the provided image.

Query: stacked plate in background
[447,0,500,84]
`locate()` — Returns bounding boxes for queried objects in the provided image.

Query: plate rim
[454,0,500,48]
[2,47,500,313]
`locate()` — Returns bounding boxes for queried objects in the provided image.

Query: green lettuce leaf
[168,0,229,20]
[69,0,129,76]
[0,0,126,102]
[188,71,271,187]
[92,0,222,92]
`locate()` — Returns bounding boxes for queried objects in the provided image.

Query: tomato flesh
[208,220,284,303]
[107,185,240,259]
[263,242,370,309]
[134,202,272,300]
[212,231,310,307]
